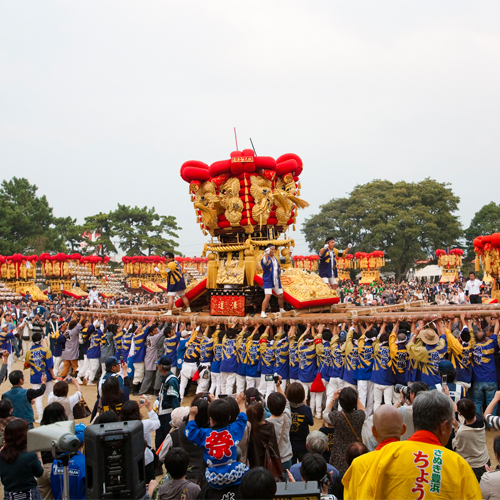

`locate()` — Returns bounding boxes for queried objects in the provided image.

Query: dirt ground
[1,357,499,494]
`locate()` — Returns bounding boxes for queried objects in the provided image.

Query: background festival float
[473,233,500,303]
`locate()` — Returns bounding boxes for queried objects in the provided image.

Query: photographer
[393,381,429,441]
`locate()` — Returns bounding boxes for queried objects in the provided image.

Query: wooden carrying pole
[74,308,498,326]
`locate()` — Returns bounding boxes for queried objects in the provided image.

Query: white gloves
[324,244,329,249]
[265,248,271,255]
[348,243,353,248]
[154,267,159,272]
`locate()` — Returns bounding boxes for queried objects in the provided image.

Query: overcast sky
[1,1,499,256]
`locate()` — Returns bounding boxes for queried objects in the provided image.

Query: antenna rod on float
[250,138,257,155]
[234,127,239,151]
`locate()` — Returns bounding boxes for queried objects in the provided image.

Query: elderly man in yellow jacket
[356,390,481,500]
[343,404,406,499]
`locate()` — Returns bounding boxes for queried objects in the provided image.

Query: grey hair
[306,430,328,453]
[413,390,453,432]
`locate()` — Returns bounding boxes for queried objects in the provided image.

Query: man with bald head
[342,405,406,500]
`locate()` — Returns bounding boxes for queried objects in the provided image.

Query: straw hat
[418,328,439,345]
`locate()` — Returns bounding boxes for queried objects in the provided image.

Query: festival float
[0,254,46,301]
[292,255,319,271]
[39,253,90,298]
[354,251,385,285]
[435,248,463,284]
[473,234,500,303]
[336,254,354,281]
[179,148,340,315]
[122,256,169,294]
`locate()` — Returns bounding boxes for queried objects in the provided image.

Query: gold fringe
[207,255,218,289]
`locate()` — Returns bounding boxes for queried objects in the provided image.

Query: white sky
[1,1,499,256]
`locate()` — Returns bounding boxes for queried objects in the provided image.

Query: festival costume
[244,334,261,389]
[164,329,181,375]
[445,329,474,388]
[25,342,54,419]
[318,247,344,285]
[288,335,299,384]
[328,334,345,400]
[274,331,290,384]
[166,261,186,295]
[84,324,103,385]
[342,438,399,500]
[471,333,499,417]
[260,255,283,295]
[185,412,249,489]
[180,332,202,399]
[50,329,66,377]
[231,331,245,394]
[220,334,238,395]
[210,332,223,396]
[371,332,397,411]
[197,331,216,394]
[356,334,375,416]
[132,325,150,385]
[389,331,409,403]
[297,331,323,403]
[407,335,447,388]
[258,332,276,397]
[356,431,481,500]
[343,329,359,389]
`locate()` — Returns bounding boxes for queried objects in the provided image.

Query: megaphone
[27,421,80,453]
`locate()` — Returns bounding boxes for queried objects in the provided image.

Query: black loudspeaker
[274,481,320,500]
[85,420,146,500]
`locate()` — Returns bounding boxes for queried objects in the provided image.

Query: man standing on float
[163,252,191,316]
[318,237,352,289]
[261,245,287,318]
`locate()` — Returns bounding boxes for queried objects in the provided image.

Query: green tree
[464,202,500,257]
[0,177,60,254]
[83,212,117,256]
[53,216,85,252]
[111,204,180,256]
[302,178,462,281]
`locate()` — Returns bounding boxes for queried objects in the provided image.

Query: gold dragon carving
[193,180,221,231]
[250,175,274,227]
[273,175,309,225]
[219,177,243,227]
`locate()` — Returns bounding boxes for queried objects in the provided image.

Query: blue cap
[74,423,86,445]
[339,331,347,343]
[105,356,120,371]
[438,360,454,373]
[156,355,172,367]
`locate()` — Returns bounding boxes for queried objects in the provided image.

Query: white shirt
[143,410,160,465]
[465,279,482,295]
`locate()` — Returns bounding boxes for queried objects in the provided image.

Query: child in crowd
[184,393,249,489]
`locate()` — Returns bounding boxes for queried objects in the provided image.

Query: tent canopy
[414,265,441,278]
